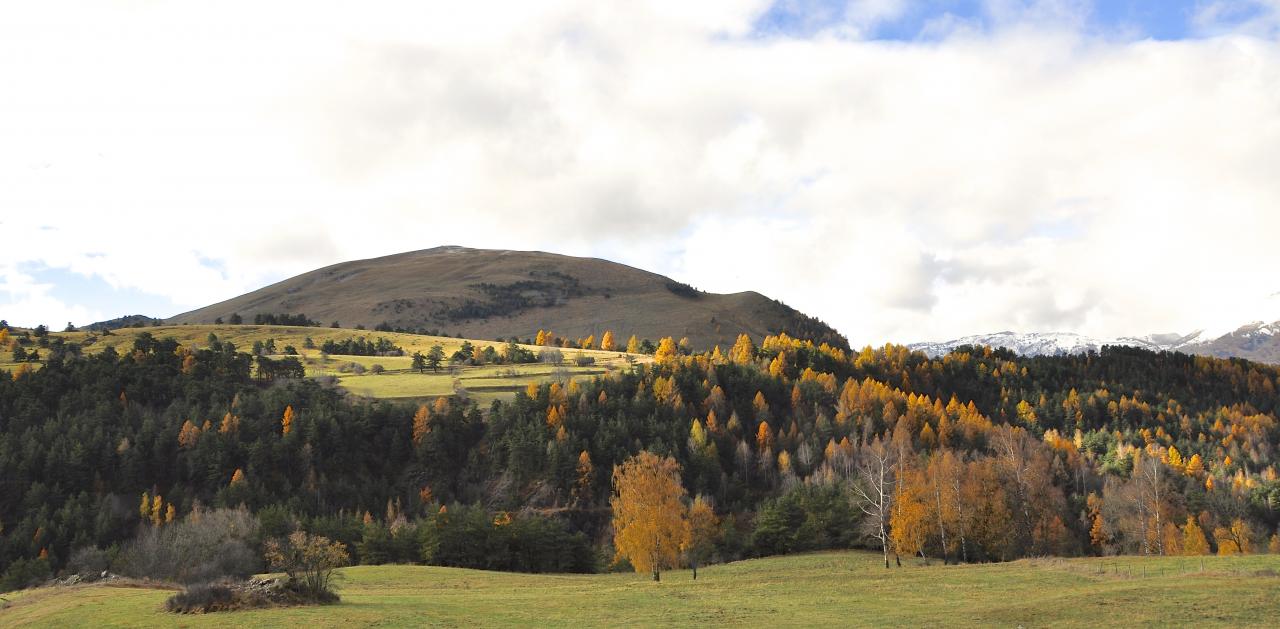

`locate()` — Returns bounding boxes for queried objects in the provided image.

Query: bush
[66,546,111,576]
[264,532,349,601]
[165,582,236,613]
[115,506,261,585]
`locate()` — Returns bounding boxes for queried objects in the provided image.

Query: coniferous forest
[2,329,1280,590]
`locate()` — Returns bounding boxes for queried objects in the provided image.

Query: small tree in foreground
[264,531,350,601]
[611,451,690,581]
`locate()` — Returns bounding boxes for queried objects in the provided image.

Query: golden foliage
[729,334,755,364]
[600,330,616,351]
[610,451,690,580]
[1182,516,1209,555]
[756,421,773,452]
[889,466,932,558]
[654,337,679,365]
[281,405,295,436]
[230,468,246,486]
[219,412,239,434]
[412,403,431,446]
[177,420,201,449]
[1215,519,1253,555]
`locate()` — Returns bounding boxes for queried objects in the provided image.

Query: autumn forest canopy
[2,323,1280,591]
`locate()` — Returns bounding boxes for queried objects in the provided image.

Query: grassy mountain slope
[26,324,641,405]
[2,552,1277,628]
[167,247,847,351]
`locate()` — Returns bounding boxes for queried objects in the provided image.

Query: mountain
[908,331,1162,358]
[1190,320,1280,363]
[85,314,163,331]
[909,322,1280,364]
[169,246,848,351]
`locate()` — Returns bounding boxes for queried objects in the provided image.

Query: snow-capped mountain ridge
[908,321,1280,363]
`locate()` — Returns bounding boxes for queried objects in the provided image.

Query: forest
[2,325,1279,590]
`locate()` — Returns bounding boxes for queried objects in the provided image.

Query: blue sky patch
[752,0,1213,41]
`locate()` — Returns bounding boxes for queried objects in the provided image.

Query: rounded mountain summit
[170,246,848,351]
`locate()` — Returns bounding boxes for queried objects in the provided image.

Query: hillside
[166,246,847,351]
[4,324,641,406]
[3,552,1277,628]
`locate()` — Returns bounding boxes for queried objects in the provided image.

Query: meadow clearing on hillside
[25,324,643,403]
[1,551,1278,628]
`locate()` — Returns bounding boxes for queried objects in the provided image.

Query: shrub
[114,506,261,585]
[264,532,349,602]
[66,546,111,576]
[165,582,236,613]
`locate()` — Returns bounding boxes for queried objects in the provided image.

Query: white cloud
[0,266,101,329]
[1,2,1279,346]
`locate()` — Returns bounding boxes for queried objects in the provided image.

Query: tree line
[2,327,1279,590]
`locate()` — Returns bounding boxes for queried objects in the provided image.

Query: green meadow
[18,324,643,404]
[2,551,1278,628]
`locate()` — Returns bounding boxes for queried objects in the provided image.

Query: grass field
[2,551,1278,627]
[10,325,644,404]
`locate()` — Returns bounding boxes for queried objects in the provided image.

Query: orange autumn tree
[684,495,719,580]
[411,403,431,446]
[611,451,690,582]
[572,450,594,506]
[600,330,616,351]
[889,466,932,561]
[281,405,295,436]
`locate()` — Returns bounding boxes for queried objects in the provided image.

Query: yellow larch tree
[755,421,773,453]
[177,420,201,449]
[626,335,640,353]
[654,337,679,365]
[600,330,616,351]
[230,468,246,486]
[572,450,594,506]
[685,495,719,580]
[1182,516,1209,555]
[546,405,564,430]
[281,405,295,436]
[412,403,431,446]
[151,495,165,527]
[219,412,239,434]
[889,466,932,560]
[768,352,787,379]
[1087,493,1108,550]
[729,334,755,364]
[1184,453,1205,476]
[610,451,690,582]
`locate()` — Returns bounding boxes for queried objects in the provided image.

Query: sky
[2,0,1279,347]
